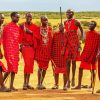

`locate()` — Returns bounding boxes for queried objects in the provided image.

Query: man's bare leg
[66,60,71,88]
[10,72,17,91]
[52,74,59,89]
[63,73,68,90]
[72,60,76,87]
[74,68,83,89]
[23,73,27,90]
[3,72,10,83]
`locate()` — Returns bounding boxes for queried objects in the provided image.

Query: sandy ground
[0,54,100,100]
[0,89,100,100]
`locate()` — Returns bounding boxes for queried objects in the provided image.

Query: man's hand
[25,28,33,34]
[19,44,22,53]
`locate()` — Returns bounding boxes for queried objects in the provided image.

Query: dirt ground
[0,89,100,100]
[0,56,100,100]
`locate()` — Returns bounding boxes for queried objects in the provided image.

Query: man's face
[26,13,32,24]
[12,13,20,23]
[66,10,74,19]
[89,22,96,30]
[41,17,48,26]
[0,14,4,25]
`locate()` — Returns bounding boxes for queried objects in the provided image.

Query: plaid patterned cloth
[35,26,52,62]
[64,19,80,60]
[51,32,67,74]
[81,30,99,64]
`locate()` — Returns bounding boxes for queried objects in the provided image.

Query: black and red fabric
[64,19,80,60]
[51,32,67,74]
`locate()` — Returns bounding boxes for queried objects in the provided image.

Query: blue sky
[0,0,100,12]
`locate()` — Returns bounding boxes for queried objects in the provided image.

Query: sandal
[23,84,28,90]
[27,85,34,90]
[52,85,58,89]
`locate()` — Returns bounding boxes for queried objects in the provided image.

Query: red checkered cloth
[80,30,99,69]
[64,19,80,60]
[51,32,67,74]
[35,26,52,62]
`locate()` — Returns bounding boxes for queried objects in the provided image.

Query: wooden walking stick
[60,6,62,24]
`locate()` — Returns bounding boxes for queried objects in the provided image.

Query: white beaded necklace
[40,26,49,45]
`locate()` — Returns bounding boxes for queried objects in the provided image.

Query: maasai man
[35,16,52,90]
[3,12,20,91]
[64,9,84,88]
[51,23,68,90]
[74,21,99,89]
[0,13,10,92]
[20,12,38,90]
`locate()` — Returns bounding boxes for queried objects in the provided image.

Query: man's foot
[41,85,46,89]
[23,84,28,90]
[71,80,75,87]
[96,89,100,93]
[81,85,92,89]
[63,86,67,91]
[0,86,11,92]
[52,85,59,89]
[72,85,81,89]
[36,85,42,90]
[66,80,70,88]
[27,85,34,90]
[36,84,46,90]
[10,87,18,92]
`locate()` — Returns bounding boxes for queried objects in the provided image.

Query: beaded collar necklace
[40,26,49,45]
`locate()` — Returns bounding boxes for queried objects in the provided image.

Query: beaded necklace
[40,26,49,45]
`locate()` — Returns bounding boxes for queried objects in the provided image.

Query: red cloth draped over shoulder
[35,26,52,62]
[64,19,80,60]
[19,22,38,48]
[80,30,99,70]
[3,22,20,73]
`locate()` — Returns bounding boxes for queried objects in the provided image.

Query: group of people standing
[0,9,100,93]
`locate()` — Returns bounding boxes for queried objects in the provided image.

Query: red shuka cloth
[35,26,52,70]
[20,23,38,73]
[80,30,99,70]
[51,32,67,74]
[3,22,20,73]
[64,19,80,60]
